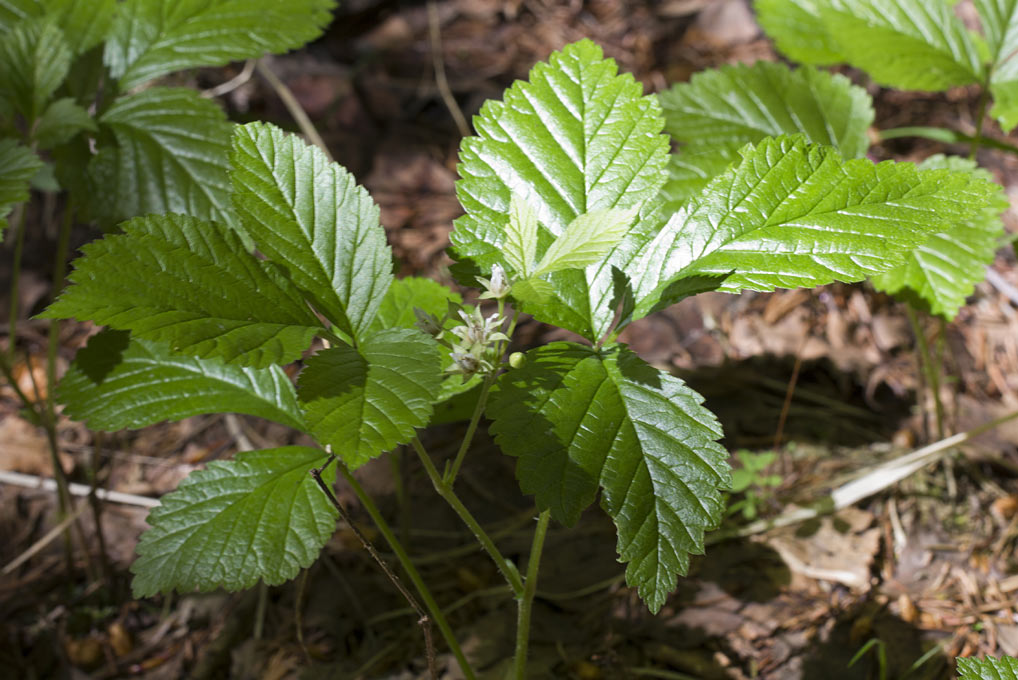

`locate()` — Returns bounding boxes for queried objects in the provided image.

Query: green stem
[970,80,993,160]
[905,304,945,440]
[514,509,550,680]
[879,126,1018,156]
[444,373,495,484]
[412,437,525,596]
[7,205,28,364]
[46,203,74,423]
[338,464,476,679]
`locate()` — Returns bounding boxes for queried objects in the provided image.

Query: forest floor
[5,1,1018,678]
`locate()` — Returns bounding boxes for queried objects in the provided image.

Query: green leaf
[97,87,232,224]
[871,155,1008,319]
[0,138,42,234]
[977,0,1018,130]
[43,214,321,367]
[488,342,729,613]
[369,276,462,333]
[533,206,638,277]
[503,193,539,279]
[450,39,670,341]
[131,446,337,597]
[231,122,393,340]
[105,0,334,90]
[623,135,999,319]
[957,655,1018,679]
[753,0,845,64]
[297,328,442,468]
[33,97,96,149]
[660,148,738,212]
[0,17,71,121]
[0,0,114,54]
[58,330,306,431]
[818,0,983,91]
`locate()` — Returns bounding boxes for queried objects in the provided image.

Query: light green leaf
[977,0,1018,130]
[231,122,393,340]
[871,155,1008,319]
[0,0,114,54]
[504,193,539,279]
[0,17,71,121]
[105,0,334,90]
[488,342,729,613]
[957,655,1018,679]
[33,97,96,149]
[0,139,42,234]
[753,0,845,64]
[818,0,983,91]
[97,87,232,224]
[450,39,670,341]
[297,328,442,468]
[533,206,638,277]
[624,136,999,319]
[131,446,337,596]
[58,330,306,431]
[43,214,321,367]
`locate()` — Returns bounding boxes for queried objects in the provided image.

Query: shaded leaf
[0,0,114,54]
[59,330,306,431]
[131,447,337,596]
[488,342,729,613]
[34,97,96,149]
[44,214,321,367]
[0,17,71,121]
[0,138,42,234]
[231,122,393,340]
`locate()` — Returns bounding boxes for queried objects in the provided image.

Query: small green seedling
[727,450,782,520]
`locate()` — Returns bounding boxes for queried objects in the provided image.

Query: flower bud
[509,352,526,369]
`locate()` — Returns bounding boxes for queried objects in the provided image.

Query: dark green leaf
[0,0,114,54]
[0,17,71,121]
[957,655,1018,679]
[33,97,96,149]
[131,446,337,596]
[231,122,393,340]
[0,138,41,234]
[59,330,306,431]
[488,342,729,612]
[44,214,321,367]
[297,328,442,468]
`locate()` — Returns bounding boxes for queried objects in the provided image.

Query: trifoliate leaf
[533,206,638,277]
[0,0,114,54]
[297,328,442,468]
[451,39,670,341]
[131,446,337,596]
[104,0,334,90]
[658,62,873,206]
[0,17,71,121]
[957,655,1018,679]
[871,155,1008,319]
[818,0,983,91]
[33,97,96,149]
[623,135,999,319]
[96,87,232,225]
[503,193,539,279]
[976,0,1018,130]
[0,139,42,235]
[753,0,845,64]
[231,122,393,341]
[43,214,322,367]
[58,330,306,431]
[488,342,729,613]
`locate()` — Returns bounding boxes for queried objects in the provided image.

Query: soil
[5,1,1018,679]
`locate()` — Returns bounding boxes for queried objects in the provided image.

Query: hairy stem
[412,437,525,596]
[514,509,550,680]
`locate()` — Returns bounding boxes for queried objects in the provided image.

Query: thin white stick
[0,469,160,508]
[2,501,88,575]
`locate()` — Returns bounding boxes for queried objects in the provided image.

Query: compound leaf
[0,17,71,121]
[34,97,96,149]
[131,446,337,596]
[818,0,983,91]
[0,139,42,235]
[488,342,729,613]
[231,122,393,340]
[58,330,306,431]
[105,0,334,90]
[871,155,1008,319]
[44,214,321,367]
[753,0,845,64]
[97,87,232,225]
[957,656,1018,680]
[976,0,1018,130]
[624,136,999,319]
[451,39,670,341]
[297,328,442,468]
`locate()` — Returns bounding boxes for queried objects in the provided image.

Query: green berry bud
[509,352,526,369]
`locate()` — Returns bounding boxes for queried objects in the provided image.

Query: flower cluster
[447,307,508,379]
